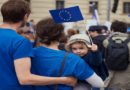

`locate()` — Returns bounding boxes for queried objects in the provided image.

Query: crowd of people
[0,0,130,90]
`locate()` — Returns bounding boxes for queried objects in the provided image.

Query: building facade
[0,0,130,30]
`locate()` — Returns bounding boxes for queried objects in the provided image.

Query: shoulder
[13,33,28,41]
[67,53,91,68]
[4,30,32,49]
[67,52,82,61]
[103,38,109,48]
[103,33,129,48]
[14,36,31,47]
[127,39,130,50]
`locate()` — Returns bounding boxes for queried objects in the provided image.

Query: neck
[42,41,60,50]
[0,22,21,31]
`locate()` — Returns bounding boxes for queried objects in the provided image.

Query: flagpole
[94,9,100,25]
[83,20,93,45]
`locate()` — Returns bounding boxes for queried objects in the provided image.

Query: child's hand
[90,44,98,52]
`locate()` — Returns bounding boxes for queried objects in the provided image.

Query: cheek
[82,49,88,55]
[72,50,77,54]
[84,50,88,54]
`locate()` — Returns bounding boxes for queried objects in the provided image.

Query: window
[89,1,98,13]
[123,2,130,14]
[56,0,64,9]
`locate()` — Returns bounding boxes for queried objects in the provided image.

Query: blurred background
[0,0,130,31]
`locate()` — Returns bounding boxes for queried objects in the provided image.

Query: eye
[79,47,84,49]
[71,48,77,50]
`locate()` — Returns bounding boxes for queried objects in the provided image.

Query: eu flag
[49,6,84,23]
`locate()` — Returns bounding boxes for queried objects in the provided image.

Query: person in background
[88,25,108,59]
[0,0,77,90]
[29,19,36,30]
[100,25,109,35]
[17,24,35,46]
[31,18,104,90]
[103,20,130,90]
[66,34,108,90]
[67,29,78,38]
[58,32,68,51]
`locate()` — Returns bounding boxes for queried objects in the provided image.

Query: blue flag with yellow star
[49,6,84,23]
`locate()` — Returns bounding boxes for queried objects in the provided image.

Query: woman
[31,18,104,90]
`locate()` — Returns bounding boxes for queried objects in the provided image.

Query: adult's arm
[14,57,77,86]
[85,73,104,87]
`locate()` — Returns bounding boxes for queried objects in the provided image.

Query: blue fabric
[31,46,94,90]
[92,87,100,90]
[82,51,109,80]
[82,51,102,66]
[127,27,130,32]
[77,51,109,89]
[92,35,107,59]
[0,28,33,90]
[49,6,83,23]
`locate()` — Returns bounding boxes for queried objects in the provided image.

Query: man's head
[1,0,31,23]
[111,20,127,33]
[88,25,102,37]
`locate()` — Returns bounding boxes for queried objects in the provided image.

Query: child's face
[71,42,89,57]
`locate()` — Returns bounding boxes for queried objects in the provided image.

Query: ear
[24,14,29,21]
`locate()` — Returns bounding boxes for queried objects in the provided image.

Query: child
[66,34,108,90]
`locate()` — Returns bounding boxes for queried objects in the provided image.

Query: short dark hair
[88,25,102,34]
[111,20,127,33]
[1,0,31,23]
[36,18,64,45]
[100,25,108,31]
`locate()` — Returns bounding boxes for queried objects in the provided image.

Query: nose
[76,49,81,53]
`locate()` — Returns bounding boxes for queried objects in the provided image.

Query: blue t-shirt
[0,28,33,90]
[32,46,94,90]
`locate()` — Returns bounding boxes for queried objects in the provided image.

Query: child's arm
[73,56,104,88]
[85,73,104,87]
